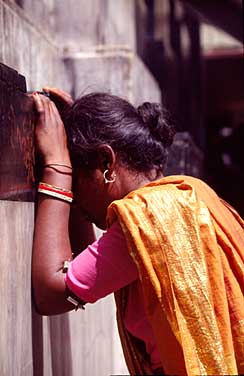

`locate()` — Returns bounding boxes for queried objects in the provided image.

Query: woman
[32,88,244,376]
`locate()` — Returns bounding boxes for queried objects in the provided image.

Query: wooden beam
[0,62,35,201]
[181,0,243,42]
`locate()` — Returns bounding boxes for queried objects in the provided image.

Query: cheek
[73,170,107,215]
[73,171,94,198]
[75,182,102,211]
[76,186,93,206]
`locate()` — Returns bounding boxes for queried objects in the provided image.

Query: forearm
[32,168,74,315]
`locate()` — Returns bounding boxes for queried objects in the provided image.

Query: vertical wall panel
[0,201,34,376]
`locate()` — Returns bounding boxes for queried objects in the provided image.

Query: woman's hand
[33,92,71,165]
[42,87,74,108]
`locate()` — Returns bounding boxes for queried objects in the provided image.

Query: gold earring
[103,169,116,184]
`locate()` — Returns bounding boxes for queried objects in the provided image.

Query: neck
[117,168,164,199]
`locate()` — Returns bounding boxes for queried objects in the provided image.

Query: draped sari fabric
[107,175,244,375]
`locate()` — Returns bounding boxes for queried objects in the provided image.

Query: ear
[96,144,116,172]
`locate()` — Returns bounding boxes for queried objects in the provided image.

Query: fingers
[50,100,62,120]
[33,92,53,109]
[33,93,53,124]
[42,87,74,106]
[43,87,72,100]
[33,93,45,114]
[33,93,47,123]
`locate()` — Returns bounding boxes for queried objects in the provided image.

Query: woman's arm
[32,93,78,315]
[32,168,75,315]
[39,87,96,256]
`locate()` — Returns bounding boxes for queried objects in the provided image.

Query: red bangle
[38,181,72,193]
[38,182,73,203]
[38,183,73,198]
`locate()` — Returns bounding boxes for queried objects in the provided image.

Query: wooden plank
[0,62,35,201]
[181,0,243,42]
[49,316,73,375]
[0,201,34,376]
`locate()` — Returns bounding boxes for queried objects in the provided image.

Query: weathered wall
[0,0,68,90]
[0,201,34,375]
[20,0,136,51]
[0,1,162,375]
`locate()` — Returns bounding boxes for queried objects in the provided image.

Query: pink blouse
[65,221,162,370]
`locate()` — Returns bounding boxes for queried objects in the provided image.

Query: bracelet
[67,295,85,311]
[63,259,86,310]
[38,182,73,203]
[39,181,72,194]
[43,165,72,175]
[43,163,73,170]
[62,260,70,273]
[38,188,73,203]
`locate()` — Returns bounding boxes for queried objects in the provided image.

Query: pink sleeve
[65,221,138,303]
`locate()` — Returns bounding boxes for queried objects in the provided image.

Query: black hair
[64,93,175,176]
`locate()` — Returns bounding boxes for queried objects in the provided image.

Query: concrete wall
[20,0,136,51]
[0,0,68,90]
[0,1,161,375]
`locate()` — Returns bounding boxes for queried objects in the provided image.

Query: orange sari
[107,175,244,375]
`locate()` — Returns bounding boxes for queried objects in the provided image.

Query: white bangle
[38,187,73,203]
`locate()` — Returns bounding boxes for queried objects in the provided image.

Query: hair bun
[137,102,175,147]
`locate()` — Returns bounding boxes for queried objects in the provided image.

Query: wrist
[41,168,72,191]
[44,152,71,167]
[43,164,73,176]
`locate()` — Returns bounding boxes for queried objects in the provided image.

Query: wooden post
[0,62,35,375]
[0,62,35,201]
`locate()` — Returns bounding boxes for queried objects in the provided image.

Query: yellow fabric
[107,175,244,375]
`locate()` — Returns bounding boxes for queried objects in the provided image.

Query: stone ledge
[1,0,160,103]
[64,49,161,105]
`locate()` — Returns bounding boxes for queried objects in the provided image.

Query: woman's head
[64,92,175,228]
[64,92,175,177]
